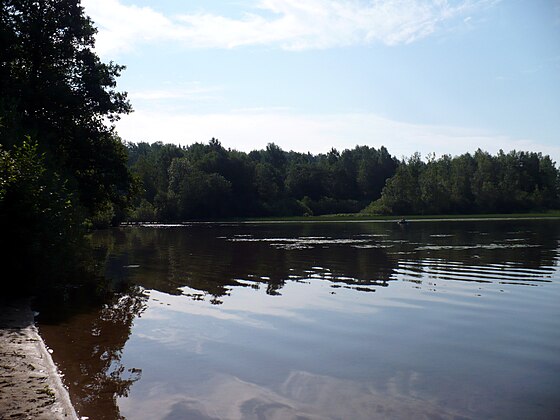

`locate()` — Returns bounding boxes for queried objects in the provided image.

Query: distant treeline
[126,140,397,220]
[126,140,560,220]
[368,150,560,215]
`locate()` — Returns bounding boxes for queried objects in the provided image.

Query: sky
[82,0,560,162]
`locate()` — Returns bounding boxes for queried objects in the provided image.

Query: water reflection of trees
[387,220,560,289]
[92,223,400,301]
[92,220,560,302]
[38,286,148,420]
[395,220,560,267]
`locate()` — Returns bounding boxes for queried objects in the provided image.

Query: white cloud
[82,0,178,55]
[128,84,223,102]
[82,0,490,56]
[115,109,560,164]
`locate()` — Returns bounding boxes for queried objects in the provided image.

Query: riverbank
[235,210,560,223]
[0,298,77,419]
[122,210,560,225]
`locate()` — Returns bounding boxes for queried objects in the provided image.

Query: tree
[262,143,287,173]
[254,162,282,203]
[0,0,135,291]
[449,153,475,213]
[374,153,424,214]
[286,164,327,200]
[0,0,134,223]
[0,139,84,292]
[419,153,452,214]
[367,149,559,216]
[168,157,232,219]
[355,146,397,200]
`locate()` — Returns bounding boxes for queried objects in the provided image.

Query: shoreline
[120,213,560,226]
[0,298,78,420]
[119,210,560,225]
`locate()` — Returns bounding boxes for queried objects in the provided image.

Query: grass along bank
[228,210,560,223]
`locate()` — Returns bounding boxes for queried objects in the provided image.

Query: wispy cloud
[83,0,491,56]
[82,0,175,55]
[128,83,223,102]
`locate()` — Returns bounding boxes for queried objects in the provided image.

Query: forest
[368,150,560,215]
[126,140,397,220]
[126,140,560,221]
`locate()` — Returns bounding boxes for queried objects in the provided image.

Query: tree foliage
[0,0,133,292]
[126,140,399,220]
[128,141,559,221]
[0,139,85,291]
[368,150,560,215]
[0,0,134,223]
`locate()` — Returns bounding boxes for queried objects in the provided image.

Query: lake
[38,219,560,419]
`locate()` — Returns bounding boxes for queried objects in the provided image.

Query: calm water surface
[39,220,560,419]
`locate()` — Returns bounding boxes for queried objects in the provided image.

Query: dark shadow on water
[36,284,148,420]
[31,238,149,420]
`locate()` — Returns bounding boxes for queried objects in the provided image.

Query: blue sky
[82,0,560,162]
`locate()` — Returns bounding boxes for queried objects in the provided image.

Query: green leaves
[0,137,88,292]
[373,150,560,215]
[0,1,134,290]
[127,141,399,220]
[1,0,133,222]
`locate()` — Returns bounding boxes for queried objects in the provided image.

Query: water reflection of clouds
[119,369,462,420]
[193,276,384,317]
[141,291,266,325]
[142,281,384,330]
[132,281,392,357]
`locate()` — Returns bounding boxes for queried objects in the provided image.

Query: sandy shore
[0,298,78,420]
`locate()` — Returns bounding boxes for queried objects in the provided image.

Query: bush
[129,199,157,222]
[0,139,86,293]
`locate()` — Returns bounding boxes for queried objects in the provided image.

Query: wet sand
[0,298,77,419]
